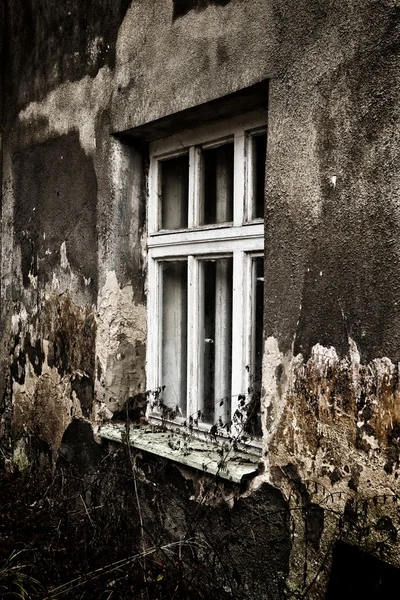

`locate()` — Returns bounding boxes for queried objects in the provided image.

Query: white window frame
[146,110,266,446]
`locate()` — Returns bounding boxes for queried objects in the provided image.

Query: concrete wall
[1,0,400,596]
[261,1,400,594]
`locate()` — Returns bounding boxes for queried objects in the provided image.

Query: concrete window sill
[99,423,261,484]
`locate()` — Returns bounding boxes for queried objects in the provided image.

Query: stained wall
[1,0,399,596]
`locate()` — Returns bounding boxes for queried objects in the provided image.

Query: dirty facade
[1,0,400,597]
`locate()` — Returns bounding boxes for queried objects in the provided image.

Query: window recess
[147,111,266,447]
[160,154,189,230]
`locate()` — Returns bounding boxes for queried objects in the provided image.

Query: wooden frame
[146,111,266,443]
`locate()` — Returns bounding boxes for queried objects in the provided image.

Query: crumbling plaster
[265,337,400,503]
[260,335,400,596]
[259,7,400,587]
[96,270,146,415]
[18,66,113,156]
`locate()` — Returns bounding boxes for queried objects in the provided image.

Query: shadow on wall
[325,541,400,600]
[13,133,98,302]
[6,0,132,113]
[173,0,231,20]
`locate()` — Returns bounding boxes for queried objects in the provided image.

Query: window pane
[201,258,233,424]
[201,143,234,225]
[161,261,187,416]
[160,155,188,230]
[245,256,264,436]
[251,133,267,220]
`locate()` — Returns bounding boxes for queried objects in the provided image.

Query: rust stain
[42,292,96,379]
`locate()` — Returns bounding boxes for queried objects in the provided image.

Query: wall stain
[270,342,400,495]
[43,292,96,382]
[13,134,98,301]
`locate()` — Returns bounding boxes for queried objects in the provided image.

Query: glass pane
[201,143,234,225]
[251,133,267,220]
[160,155,188,230]
[245,256,264,436]
[161,261,187,416]
[201,258,233,424]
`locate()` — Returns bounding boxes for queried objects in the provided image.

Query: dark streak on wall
[24,332,45,377]
[272,463,325,550]
[4,0,132,117]
[13,134,98,302]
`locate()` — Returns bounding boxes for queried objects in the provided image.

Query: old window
[146,111,266,443]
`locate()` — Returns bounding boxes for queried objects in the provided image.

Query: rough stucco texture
[259,4,400,587]
[111,0,276,131]
[264,1,400,361]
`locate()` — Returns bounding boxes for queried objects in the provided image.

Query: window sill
[99,423,262,484]
[147,413,263,454]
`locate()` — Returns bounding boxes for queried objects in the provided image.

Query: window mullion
[233,129,245,227]
[148,157,160,234]
[187,255,201,421]
[214,259,232,426]
[245,131,253,221]
[146,256,161,409]
[188,146,201,227]
[231,250,248,423]
[246,255,254,396]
